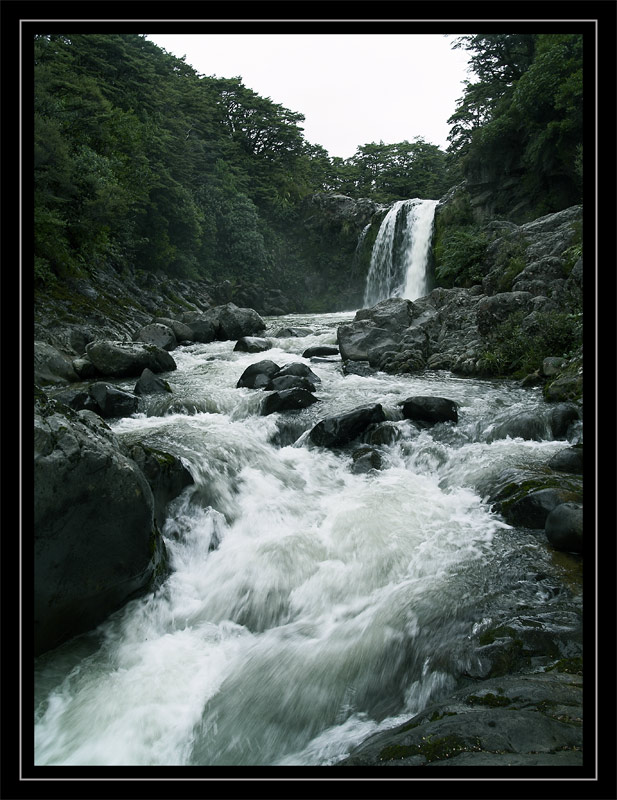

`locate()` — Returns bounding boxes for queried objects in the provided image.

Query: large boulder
[308,404,387,448]
[85,340,176,378]
[34,393,167,656]
[545,502,583,553]
[179,312,217,343]
[134,322,177,351]
[236,360,281,389]
[337,321,400,365]
[87,382,139,418]
[260,388,319,416]
[398,396,458,425]
[127,444,194,529]
[233,337,272,353]
[338,670,583,767]
[34,341,80,385]
[215,303,266,340]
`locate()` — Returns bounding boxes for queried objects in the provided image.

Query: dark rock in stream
[87,382,139,418]
[260,388,319,416]
[545,502,583,553]
[134,367,173,396]
[309,404,387,448]
[398,396,458,425]
[85,340,176,378]
[236,360,281,389]
[127,444,194,529]
[337,670,582,767]
[302,345,339,358]
[134,322,177,351]
[34,391,168,656]
[547,445,583,474]
[233,336,272,353]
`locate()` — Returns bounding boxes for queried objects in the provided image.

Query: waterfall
[363,198,438,308]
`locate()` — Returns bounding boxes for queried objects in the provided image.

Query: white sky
[146,34,471,159]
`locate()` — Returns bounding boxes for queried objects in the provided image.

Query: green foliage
[433,226,488,288]
[446,33,583,218]
[477,309,583,378]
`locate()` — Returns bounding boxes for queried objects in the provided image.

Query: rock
[88,382,139,418]
[267,375,317,393]
[504,488,573,529]
[354,297,415,331]
[154,317,195,343]
[398,396,458,425]
[236,360,281,389]
[338,670,582,767]
[351,446,384,473]
[72,356,98,380]
[549,402,580,439]
[134,322,177,351]
[275,362,322,384]
[476,291,534,336]
[309,404,387,448]
[233,336,272,353]
[273,327,314,338]
[34,393,167,656]
[542,356,566,377]
[545,502,583,553]
[213,303,266,340]
[34,341,80,385]
[337,321,400,365]
[342,361,377,376]
[127,444,194,529]
[85,340,176,378]
[260,388,319,416]
[488,411,550,442]
[180,313,217,343]
[134,367,173,396]
[547,446,583,474]
[302,345,339,358]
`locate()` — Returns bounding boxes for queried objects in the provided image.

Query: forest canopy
[33,32,583,296]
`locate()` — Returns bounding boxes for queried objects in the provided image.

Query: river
[34,311,582,767]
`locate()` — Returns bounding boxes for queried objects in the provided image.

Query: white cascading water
[33,312,582,767]
[363,198,438,308]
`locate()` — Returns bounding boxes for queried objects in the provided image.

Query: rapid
[33,311,582,767]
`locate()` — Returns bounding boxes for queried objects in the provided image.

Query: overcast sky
[146,34,471,159]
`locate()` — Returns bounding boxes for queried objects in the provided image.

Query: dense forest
[33,32,583,308]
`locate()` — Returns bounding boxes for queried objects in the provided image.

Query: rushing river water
[34,311,582,767]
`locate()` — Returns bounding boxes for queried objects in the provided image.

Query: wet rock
[302,345,339,358]
[309,404,387,448]
[273,327,314,337]
[34,393,167,656]
[267,375,317,393]
[549,402,580,439]
[134,322,177,351]
[504,488,574,529]
[545,502,583,553]
[233,336,272,353]
[134,367,173,396]
[180,313,217,343]
[399,396,458,425]
[34,341,80,385]
[351,446,384,473]
[260,388,319,415]
[85,340,176,378]
[337,670,582,767]
[236,360,281,389]
[275,362,322,384]
[547,446,583,474]
[488,411,550,442]
[213,303,266,340]
[154,317,194,343]
[342,361,377,377]
[87,382,139,418]
[127,444,194,529]
[337,321,400,365]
